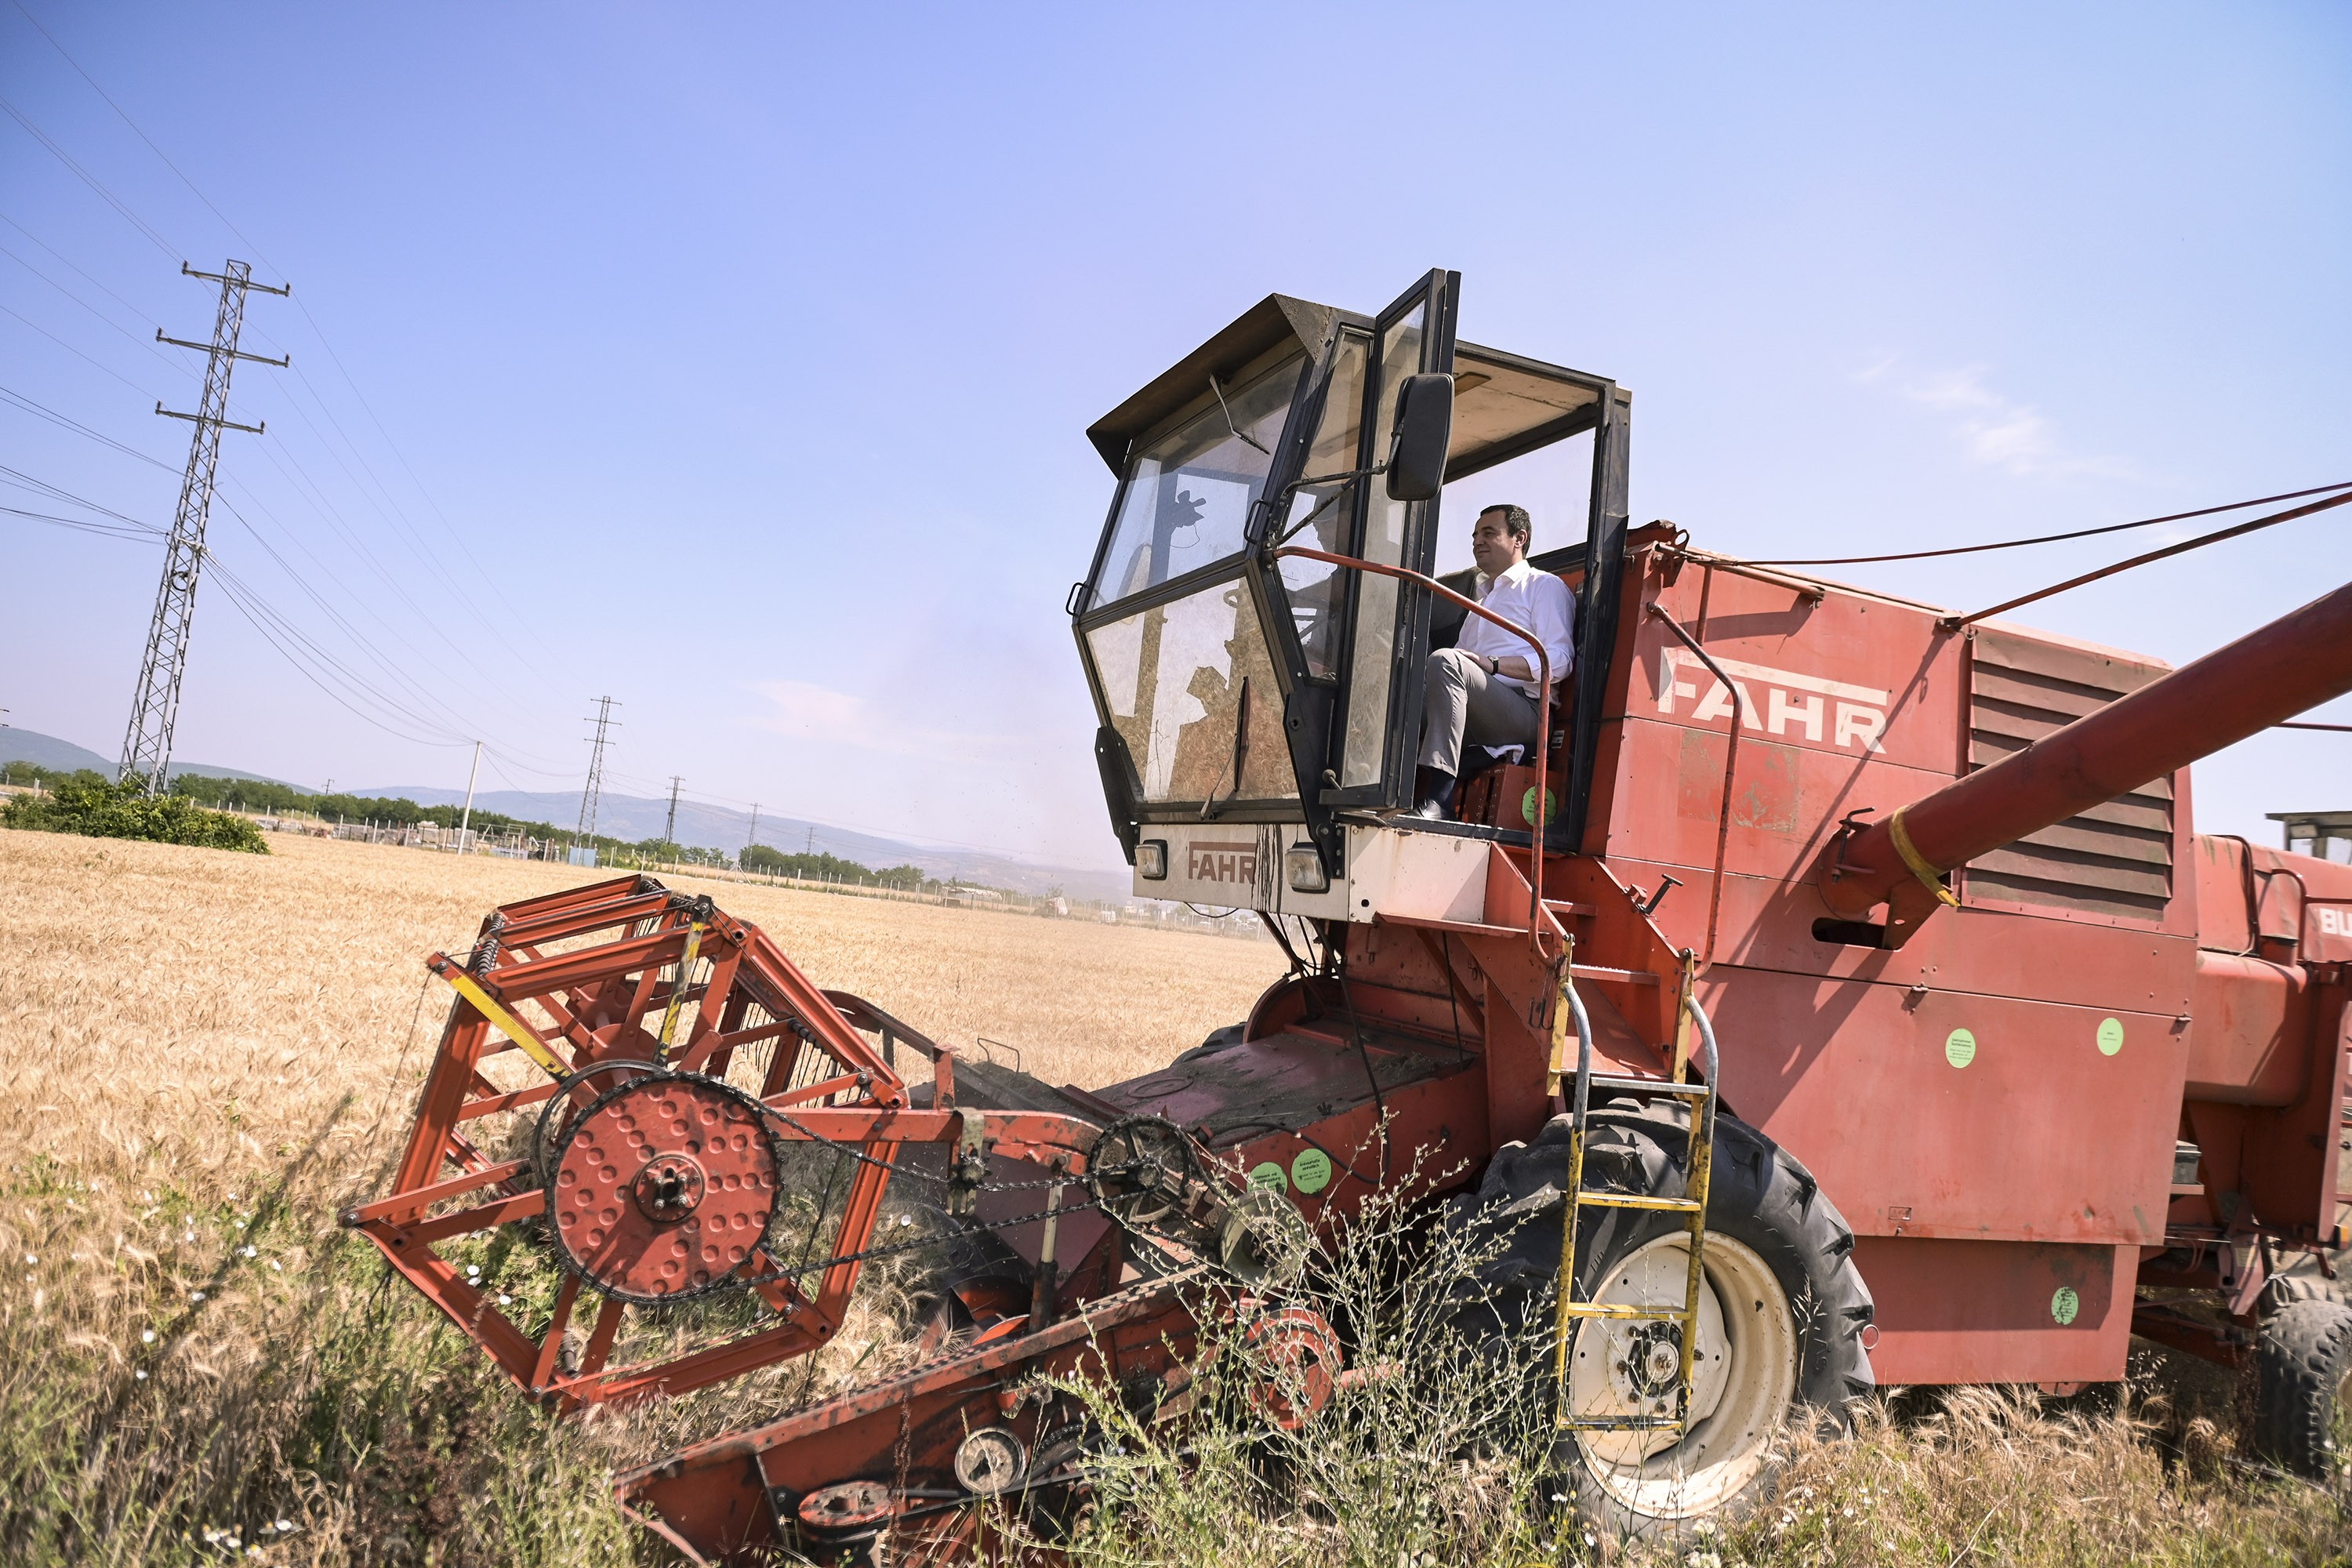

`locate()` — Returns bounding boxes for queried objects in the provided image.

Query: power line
[0,209,165,328]
[239,331,554,682]
[1944,487,2352,631]
[0,299,176,401]
[1740,481,2352,568]
[0,239,198,374]
[9,2,259,260]
[1,450,498,750]
[0,463,158,529]
[207,489,491,737]
[2,503,162,542]
[201,554,473,749]
[0,382,173,467]
[0,90,176,256]
[121,260,289,793]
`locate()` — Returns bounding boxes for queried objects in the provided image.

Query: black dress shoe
[1410,768,1457,820]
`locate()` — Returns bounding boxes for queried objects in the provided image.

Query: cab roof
[1085,291,1622,483]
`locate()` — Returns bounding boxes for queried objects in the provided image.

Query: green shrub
[2,777,269,853]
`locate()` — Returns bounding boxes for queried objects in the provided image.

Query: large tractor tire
[2252,1298,2352,1480]
[1448,1099,1875,1534]
[1173,1023,1247,1065]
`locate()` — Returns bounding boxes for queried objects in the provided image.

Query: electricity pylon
[579,696,621,841]
[120,261,289,793]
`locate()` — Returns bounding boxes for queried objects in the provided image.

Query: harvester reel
[545,1070,786,1305]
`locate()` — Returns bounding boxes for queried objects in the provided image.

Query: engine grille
[1963,628,2175,921]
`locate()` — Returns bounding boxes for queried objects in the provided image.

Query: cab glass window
[1085,576,1295,804]
[1270,331,1367,681]
[1091,357,1303,604]
[1339,301,1425,786]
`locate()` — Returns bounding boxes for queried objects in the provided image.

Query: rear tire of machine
[1447,1100,1875,1537]
[1172,1022,1247,1065]
[2252,1298,2352,1481]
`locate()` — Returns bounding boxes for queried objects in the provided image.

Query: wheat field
[2,825,2345,1567]
[0,827,1281,1565]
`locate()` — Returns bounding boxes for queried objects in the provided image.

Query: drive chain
[534,1062,1195,1301]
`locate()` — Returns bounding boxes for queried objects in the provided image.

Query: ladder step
[1574,1191,1704,1213]
[1584,1073,1711,1098]
[1559,1301,1695,1321]
[1570,964,1659,986]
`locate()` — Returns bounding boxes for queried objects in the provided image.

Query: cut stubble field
[3,826,2347,1567]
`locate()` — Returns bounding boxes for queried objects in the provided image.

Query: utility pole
[579,697,620,842]
[748,801,760,848]
[665,775,682,844]
[458,740,482,853]
[121,260,289,793]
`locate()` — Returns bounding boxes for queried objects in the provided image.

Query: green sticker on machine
[1521,786,1559,827]
[2051,1286,2080,1326]
[2096,1018,2124,1057]
[1248,1161,1288,1195]
[1944,1028,1977,1069]
[1291,1148,1334,1196]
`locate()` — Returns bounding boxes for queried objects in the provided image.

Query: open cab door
[1248,269,1461,883]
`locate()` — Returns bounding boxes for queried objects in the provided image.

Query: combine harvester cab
[355,273,2352,1562]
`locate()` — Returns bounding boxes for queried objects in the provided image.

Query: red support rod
[1822,579,2352,920]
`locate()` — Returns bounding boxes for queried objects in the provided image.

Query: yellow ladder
[1548,943,1720,1436]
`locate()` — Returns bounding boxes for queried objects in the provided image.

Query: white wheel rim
[1565,1232,1797,1518]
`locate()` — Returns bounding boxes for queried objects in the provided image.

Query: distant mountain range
[0,728,1128,901]
[0,727,293,786]
[364,783,1125,900]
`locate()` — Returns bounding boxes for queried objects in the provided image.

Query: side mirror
[1385,373,1454,502]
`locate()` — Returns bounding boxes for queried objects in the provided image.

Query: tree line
[5,763,961,891]
[739,844,928,889]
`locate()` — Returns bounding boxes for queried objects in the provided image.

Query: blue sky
[2,2,2346,869]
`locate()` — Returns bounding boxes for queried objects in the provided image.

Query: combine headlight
[1137,839,1167,880]
[1285,844,1328,894]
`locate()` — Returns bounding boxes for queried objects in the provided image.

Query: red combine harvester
[350,274,2352,1563]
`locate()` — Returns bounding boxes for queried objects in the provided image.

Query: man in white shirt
[1413,503,1576,818]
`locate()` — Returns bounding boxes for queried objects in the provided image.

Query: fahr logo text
[1188,841,1258,884]
[1658,649,1889,753]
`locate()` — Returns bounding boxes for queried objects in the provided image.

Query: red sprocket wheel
[546,1072,783,1305]
[1243,1305,1343,1429]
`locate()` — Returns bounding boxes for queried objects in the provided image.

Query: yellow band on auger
[1889,807,1961,908]
[434,960,568,1079]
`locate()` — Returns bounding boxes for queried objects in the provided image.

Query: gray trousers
[1417,647,1541,776]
